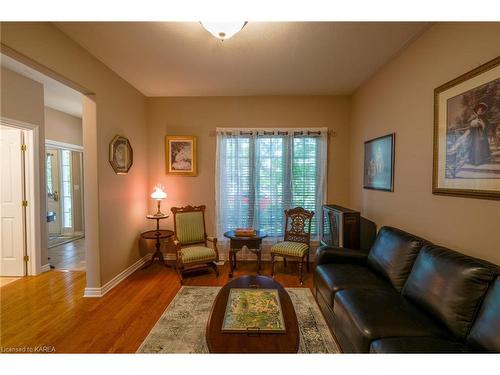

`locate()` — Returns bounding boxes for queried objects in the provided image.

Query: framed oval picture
[165,135,197,176]
[109,135,133,174]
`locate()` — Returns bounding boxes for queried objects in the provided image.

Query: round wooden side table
[141,214,174,268]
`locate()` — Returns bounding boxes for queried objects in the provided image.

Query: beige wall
[350,23,500,265]
[0,66,48,271]
[1,22,149,285]
[147,96,351,257]
[45,106,82,146]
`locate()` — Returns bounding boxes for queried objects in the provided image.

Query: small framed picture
[433,56,500,200]
[165,135,197,176]
[363,133,395,191]
[109,135,133,174]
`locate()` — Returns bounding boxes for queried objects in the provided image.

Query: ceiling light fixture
[200,22,247,40]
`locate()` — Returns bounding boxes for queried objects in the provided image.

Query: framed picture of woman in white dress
[433,56,500,200]
[165,135,197,176]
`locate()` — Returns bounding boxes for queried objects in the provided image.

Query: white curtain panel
[215,127,328,259]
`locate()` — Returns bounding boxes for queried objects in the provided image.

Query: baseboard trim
[40,264,51,273]
[83,254,150,298]
[83,288,102,298]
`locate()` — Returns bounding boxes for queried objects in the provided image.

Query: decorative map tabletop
[221,288,286,333]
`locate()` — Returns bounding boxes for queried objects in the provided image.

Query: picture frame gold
[165,135,197,176]
[433,56,500,200]
[109,135,133,175]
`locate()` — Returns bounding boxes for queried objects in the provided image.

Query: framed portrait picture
[433,56,500,200]
[165,135,197,176]
[363,133,395,191]
[109,135,133,174]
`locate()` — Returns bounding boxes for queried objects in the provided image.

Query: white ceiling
[1,54,83,118]
[55,22,430,97]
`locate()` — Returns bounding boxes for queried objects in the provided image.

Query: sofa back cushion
[403,245,495,339]
[467,277,500,352]
[366,227,427,292]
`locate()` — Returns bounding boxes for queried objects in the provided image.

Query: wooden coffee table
[206,275,299,353]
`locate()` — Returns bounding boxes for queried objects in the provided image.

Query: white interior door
[46,148,61,236]
[0,125,25,276]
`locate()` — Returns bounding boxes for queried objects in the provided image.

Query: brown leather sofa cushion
[333,288,448,353]
[370,337,469,353]
[467,276,500,352]
[403,245,495,339]
[314,263,389,308]
[367,227,427,292]
[316,246,370,266]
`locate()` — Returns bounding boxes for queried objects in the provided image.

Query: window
[61,149,73,229]
[216,128,327,239]
[46,153,54,196]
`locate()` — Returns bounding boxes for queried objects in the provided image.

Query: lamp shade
[200,22,246,40]
[151,185,167,200]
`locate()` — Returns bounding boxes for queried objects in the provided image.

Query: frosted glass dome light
[151,184,167,200]
[200,22,247,40]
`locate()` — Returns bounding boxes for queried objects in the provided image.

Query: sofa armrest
[315,245,369,265]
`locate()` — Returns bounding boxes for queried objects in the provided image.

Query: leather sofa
[313,226,500,353]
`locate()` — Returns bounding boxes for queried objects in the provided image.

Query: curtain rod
[210,127,337,137]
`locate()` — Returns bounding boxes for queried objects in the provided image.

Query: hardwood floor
[0,277,21,288]
[48,237,86,271]
[0,260,313,353]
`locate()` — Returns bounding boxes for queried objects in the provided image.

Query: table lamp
[151,184,167,217]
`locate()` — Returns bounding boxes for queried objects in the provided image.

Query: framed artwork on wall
[363,133,395,192]
[433,56,500,200]
[109,135,133,174]
[165,135,197,176]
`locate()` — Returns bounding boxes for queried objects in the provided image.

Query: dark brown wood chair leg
[298,259,304,285]
[299,259,304,285]
[211,262,219,277]
[306,254,310,272]
[284,257,287,268]
[176,265,184,285]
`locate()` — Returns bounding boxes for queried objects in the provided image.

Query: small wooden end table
[223,230,268,278]
[141,214,174,268]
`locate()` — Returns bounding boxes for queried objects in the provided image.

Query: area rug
[138,286,340,354]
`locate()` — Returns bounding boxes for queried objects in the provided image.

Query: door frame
[1,44,101,293]
[0,117,40,276]
[45,140,84,237]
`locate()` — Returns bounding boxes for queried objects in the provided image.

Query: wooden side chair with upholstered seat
[270,207,314,285]
[171,205,219,284]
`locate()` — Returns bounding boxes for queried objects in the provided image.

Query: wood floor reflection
[0,260,312,353]
[48,238,86,271]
